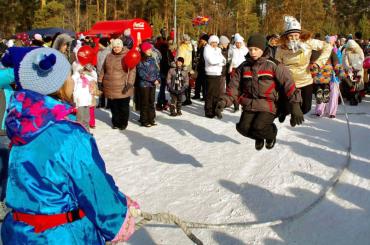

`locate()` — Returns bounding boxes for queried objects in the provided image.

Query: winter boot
[265,138,276,150]
[316,88,323,104]
[323,88,330,103]
[170,105,176,116]
[255,139,264,151]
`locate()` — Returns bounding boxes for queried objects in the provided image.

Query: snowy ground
[1,95,370,245]
[90,95,370,245]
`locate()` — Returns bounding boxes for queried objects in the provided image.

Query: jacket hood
[6,90,74,146]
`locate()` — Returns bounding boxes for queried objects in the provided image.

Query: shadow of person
[213,231,247,245]
[122,130,202,168]
[219,180,318,222]
[127,228,157,245]
[181,101,241,123]
[160,117,240,144]
[94,108,112,127]
[219,172,370,244]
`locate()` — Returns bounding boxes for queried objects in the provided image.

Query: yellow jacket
[177,43,193,69]
[275,39,333,88]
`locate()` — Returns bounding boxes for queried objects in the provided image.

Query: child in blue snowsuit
[1,48,139,244]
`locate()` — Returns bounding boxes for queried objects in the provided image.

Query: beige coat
[275,39,332,88]
[98,48,136,99]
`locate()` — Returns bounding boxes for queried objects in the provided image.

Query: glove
[290,103,304,127]
[111,196,140,242]
[122,83,133,94]
[215,99,226,119]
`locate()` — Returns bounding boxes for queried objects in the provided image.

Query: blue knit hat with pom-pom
[1,47,39,88]
[18,47,71,95]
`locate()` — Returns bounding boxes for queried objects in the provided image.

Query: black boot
[255,139,264,151]
[265,138,276,150]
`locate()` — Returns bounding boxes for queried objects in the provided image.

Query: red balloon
[123,49,141,69]
[77,46,95,66]
[364,57,370,69]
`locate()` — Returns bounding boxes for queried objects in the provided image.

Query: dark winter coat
[166,66,189,94]
[99,48,136,99]
[136,56,161,88]
[223,52,302,114]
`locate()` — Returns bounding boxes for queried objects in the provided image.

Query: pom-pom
[38,54,56,71]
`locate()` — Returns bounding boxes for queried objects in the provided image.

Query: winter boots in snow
[255,139,264,151]
[265,138,276,150]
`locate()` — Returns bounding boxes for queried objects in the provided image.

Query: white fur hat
[208,35,219,44]
[284,16,301,35]
[219,36,230,45]
[111,39,123,47]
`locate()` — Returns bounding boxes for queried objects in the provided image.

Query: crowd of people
[0,15,369,244]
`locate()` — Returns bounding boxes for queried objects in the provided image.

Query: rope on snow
[126,81,353,244]
[1,82,354,245]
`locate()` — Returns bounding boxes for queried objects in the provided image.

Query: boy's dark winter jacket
[166,66,189,94]
[223,52,302,114]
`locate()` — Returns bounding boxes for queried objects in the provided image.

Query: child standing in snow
[2,47,139,244]
[215,34,304,150]
[167,57,189,116]
[72,64,97,130]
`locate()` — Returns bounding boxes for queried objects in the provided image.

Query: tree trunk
[75,0,80,32]
[96,0,100,20]
[103,0,107,20]
[41,0,46,9]
[114,0,117,20]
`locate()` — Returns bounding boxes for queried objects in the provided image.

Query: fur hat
[18,47,71,95]
[284,16,301,35]
[111,39,123,47]
[208,35,219,44]
[219,36,230,45]
[247,33,267,51]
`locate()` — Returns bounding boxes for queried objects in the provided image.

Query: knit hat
[176,57,185,63]
[111,39,123,47]
[219,36,230,45]
[18,47,71,95]
[200,33,209,42]
[325,35,337,44]
[247,33,267,51]
[284,16,301,35]
[124,28,131,37]
[183,34,191,41]
[141,42,152,53]
[234,34,244,43]
[208,35,219,44]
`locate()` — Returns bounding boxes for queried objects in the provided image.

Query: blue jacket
[137,57,161,87]
[2,91,129,244]
[0,68,14,134]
